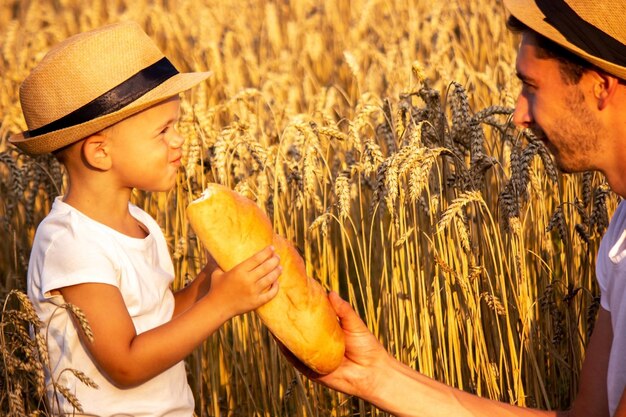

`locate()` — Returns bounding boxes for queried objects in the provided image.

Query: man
[289,1,626,416]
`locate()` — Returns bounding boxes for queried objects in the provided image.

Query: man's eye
[520,82,535,95]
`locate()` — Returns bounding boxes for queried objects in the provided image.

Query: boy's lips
[170,153,182,166]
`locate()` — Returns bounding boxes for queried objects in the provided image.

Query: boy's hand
[199,250,219,277]
[209,245,282,318]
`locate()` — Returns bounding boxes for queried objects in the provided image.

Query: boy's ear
[82,132,112,170]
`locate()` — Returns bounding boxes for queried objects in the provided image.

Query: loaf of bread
[186,183,345,374]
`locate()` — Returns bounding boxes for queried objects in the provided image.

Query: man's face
[512,33,605,173]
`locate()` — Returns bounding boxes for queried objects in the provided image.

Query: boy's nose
[168,130,185,149]
[512,94,532,128]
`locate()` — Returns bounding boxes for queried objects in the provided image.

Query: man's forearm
[368,356,556,417]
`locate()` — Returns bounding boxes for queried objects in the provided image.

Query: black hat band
[536,0,626,67]
[23,57,179,138]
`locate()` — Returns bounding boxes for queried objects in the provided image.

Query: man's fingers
[328,291,367,332]
[274,335,322,379]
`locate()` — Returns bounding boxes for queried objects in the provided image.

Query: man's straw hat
[504,0,626,80]
[9,21,211,155]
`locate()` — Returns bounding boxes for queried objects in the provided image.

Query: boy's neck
[63,186,149,239]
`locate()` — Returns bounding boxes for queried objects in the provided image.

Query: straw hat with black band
[503,0,626,81]
[9,21,211,155]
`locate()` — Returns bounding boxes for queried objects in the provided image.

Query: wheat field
[0,0,619,416]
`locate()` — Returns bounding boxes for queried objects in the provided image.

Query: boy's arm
[171,252,217,317]
[59,245,280,388]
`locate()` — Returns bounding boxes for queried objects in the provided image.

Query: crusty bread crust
[186,183,345,374]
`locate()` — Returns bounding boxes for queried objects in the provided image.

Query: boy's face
[105,96,183,192]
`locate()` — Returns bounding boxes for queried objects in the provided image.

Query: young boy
[10,22,282,416]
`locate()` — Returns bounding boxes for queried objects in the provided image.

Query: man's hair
[506,15,594,84]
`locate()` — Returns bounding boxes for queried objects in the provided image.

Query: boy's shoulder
[34,198,158,250]
[33,197,110,253]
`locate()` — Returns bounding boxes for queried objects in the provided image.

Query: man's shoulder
[605,200,626,235]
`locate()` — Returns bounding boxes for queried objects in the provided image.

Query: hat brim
[9,71,211,155]
[504,0,626,80]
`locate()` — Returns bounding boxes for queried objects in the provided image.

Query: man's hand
[279,291,390,398]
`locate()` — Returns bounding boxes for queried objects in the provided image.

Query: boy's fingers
[251,254,281,277]
[261,279,280,301]
[257,245,276,259]
[257,267,282,290]
[253,280,279,308]
[241,245,276,270]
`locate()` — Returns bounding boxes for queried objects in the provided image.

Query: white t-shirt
[28,197,194,416]
[597,200,626,416]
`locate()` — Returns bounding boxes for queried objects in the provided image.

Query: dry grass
[0,0,619,416]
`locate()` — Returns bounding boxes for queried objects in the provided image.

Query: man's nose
[512,94,532,128]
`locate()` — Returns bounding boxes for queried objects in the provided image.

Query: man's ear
[592,71,620,111]
[82,132,112,170]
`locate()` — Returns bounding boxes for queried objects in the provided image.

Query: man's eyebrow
[515,70,534,83]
